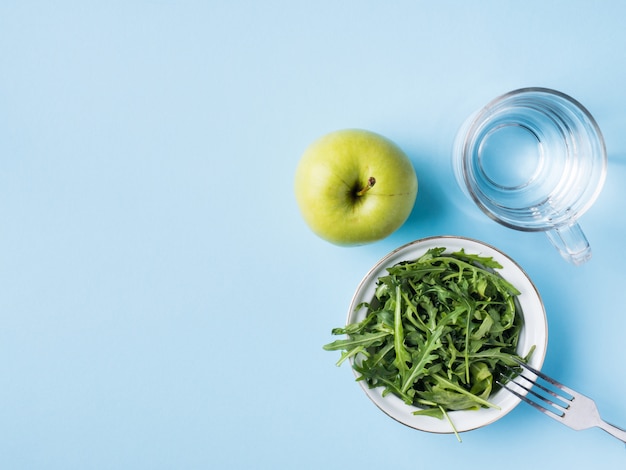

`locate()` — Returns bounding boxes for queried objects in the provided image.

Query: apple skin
[294,129,418,246]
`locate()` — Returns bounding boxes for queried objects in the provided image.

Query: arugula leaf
[324,247,534,431]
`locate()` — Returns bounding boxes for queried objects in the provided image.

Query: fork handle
[598,420,626,444]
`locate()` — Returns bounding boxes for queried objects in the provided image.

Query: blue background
[1,1,625,468]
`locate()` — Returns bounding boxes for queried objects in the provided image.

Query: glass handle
[545,222,592,265]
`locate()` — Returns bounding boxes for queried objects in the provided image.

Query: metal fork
[498,359,626,444]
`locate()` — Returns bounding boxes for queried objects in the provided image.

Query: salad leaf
[323,247,534,433]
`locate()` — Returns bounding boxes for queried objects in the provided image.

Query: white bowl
[347,236,548,434]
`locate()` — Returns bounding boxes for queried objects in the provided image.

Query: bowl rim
[346,235,548,433]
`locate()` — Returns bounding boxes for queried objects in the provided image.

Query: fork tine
[497,379,558,417]
[512,357,576,399]
[498,373,568,417]
[503,364,572,409]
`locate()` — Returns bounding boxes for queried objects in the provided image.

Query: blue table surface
[2,1,626,468]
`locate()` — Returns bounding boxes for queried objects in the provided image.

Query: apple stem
[356,177,376,196]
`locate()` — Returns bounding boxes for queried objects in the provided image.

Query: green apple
[294,129,418,246]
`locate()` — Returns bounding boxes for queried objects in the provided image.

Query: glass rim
[456,87,608,231]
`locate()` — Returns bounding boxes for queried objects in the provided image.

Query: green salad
[324,247,533,427]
